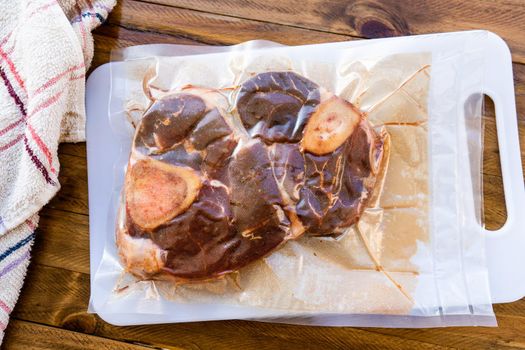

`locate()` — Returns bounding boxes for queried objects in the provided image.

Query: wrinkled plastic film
[90,33,495,327]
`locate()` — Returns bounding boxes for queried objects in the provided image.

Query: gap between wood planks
[103,0,351,47]
[130,0,525,65]
[134,0,361,40]
[109,0,525,67]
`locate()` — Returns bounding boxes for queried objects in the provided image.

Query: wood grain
[33,208,89,274]
[4,0,525,348]
[58,143,88,158]
[47,154,88,216]
[106,0,349,45]
[143,0,525,64]
[2,320,154,350]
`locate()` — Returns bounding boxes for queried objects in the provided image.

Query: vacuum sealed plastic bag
[89,31,497,327]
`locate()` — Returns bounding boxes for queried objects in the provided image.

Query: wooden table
[3,0,525,348]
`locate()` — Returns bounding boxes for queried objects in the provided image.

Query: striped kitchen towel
[0,0,115,342]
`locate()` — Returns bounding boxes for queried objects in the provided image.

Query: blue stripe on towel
[0,233,35,264]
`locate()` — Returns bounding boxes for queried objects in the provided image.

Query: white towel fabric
[0,0,115,342]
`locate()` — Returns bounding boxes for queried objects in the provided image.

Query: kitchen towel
[0,0,115,342]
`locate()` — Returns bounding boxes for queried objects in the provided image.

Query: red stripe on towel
[0,46,27,94]
[25,219,36,231]
[23,136,55,185]
[0,134,23,152]
[27,124,55,174]
[0,300,11,314]
[27,0,59,18]
[31,63,84,96]
[0,66,26,116]
[27,90,63,117]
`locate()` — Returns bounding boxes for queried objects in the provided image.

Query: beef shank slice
[297,96,387,236]
[236,71,320,143]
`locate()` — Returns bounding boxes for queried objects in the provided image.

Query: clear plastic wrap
[89,31,496,327]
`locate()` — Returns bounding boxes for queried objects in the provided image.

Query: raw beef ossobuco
[117,71,389,281]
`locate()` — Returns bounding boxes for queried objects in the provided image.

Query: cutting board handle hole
[479,94,507,231]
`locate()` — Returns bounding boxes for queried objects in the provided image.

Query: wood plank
[495,298,525,318]
[12,265,90,327]
[10,264,454,350]
[107,0,349,46]
[368,316,525,350]
[483,173,507,230]
[33,208,89,274]
[2,320,154,350]
[515,63,525,170]
[145,0,525,64]
[59,143,87,158]
[47,153,88,216]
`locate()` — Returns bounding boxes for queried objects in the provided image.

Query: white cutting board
[86,31,525,324]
